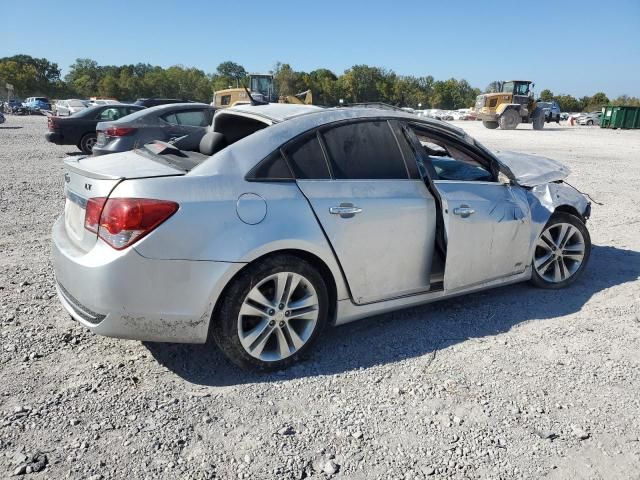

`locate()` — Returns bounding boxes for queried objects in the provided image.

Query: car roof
[194,104,468,177]
[141,102,211,113]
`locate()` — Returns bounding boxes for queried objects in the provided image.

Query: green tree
[554,94,580,112]
[587,92,609,110]
[485,81,502,93]
[0,54,60,96]
[216,61,247,87]
[539,89,554,101]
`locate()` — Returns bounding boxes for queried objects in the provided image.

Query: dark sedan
[92,103,214,156]
[45,104,145,154]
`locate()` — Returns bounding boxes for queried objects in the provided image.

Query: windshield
[501,82,514,93]
[537,102,551,108]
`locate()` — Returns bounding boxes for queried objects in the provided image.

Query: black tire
[499,109,520,130]
[532,108,545,130]
[482,121,499,129]
[530,212,591,289]
[587,120,594,126]
[211,254,329,371]
[79,133,97,154]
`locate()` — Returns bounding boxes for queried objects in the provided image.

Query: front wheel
[482,121,499,129]
[587,120,594,126]
[499,109,520,130]
[532,108,545,130]
[211,254,329,371]
[531,212,591,289]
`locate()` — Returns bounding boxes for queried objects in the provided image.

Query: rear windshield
[68,100,85,107]
[35,97,49,102]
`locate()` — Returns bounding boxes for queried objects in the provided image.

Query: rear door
[289,120,437,305]
[403,123,532,291]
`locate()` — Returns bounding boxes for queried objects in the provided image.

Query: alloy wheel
[534,222,586,283]
[237,272,319,362]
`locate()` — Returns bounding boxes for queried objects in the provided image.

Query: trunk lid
[496,151,570,187]
[63,151,185,252]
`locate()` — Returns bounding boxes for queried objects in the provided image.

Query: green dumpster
[601,105,640,129]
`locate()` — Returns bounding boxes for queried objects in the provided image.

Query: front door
[285,121,438,305]
[401,122,532,291]
[435,181,531,290]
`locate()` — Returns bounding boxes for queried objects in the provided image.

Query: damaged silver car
[52,104,591,370]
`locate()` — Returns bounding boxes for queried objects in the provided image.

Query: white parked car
[55,99,89,116]
[89,99,121,106]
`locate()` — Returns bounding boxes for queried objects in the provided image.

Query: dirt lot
[1,116,639,479]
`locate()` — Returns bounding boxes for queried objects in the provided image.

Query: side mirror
[498,171,512,185]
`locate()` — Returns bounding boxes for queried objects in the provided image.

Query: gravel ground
[1,116,639,480]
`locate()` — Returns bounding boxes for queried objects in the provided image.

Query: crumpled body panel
[525,181,591,257]
[497,151,571,186]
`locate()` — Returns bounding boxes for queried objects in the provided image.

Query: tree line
[1,54,638,111]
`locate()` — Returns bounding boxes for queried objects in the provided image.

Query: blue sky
[3,0,639,97]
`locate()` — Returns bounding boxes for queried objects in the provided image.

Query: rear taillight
[48,117,57,131]
[84,197,107,233]
[105,127,137,137]
[84,198,178,250]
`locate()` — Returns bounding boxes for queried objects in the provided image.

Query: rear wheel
[482,121,499,129]
[79,133,97,154]
[531,212,591,289]
[532,108,545,130]
[499,109,520,130]
[211,254,329,371]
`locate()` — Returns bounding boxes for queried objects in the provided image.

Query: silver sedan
[52,104,592,370]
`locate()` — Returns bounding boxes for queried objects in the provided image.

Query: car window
[97,107,125,121]
[408,126,494,182]
[174,110,208,127]
[321,121,408,180]
[283,132,331,180]
[246,150,293,181]
[161,113,178,124]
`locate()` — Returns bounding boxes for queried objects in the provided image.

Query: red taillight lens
[105,127,137,137]
[48,117,57,131]
[87,198,178,250]
[84,197,107,233]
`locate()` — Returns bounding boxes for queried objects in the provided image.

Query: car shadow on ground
[64,152,85,156]
[145,245,639,387]
[0,126,23,129]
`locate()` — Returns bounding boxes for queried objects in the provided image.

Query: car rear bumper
[45,131,64,144]
[51,216,243,343]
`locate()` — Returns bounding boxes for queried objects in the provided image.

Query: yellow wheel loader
[474,80,544,130]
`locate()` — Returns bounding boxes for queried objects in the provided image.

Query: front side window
[321,121,408,180]
[221,95,231,106]
[407,126,494,182]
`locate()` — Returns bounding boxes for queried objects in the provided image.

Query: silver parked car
[54,99,90,116]
[53,104,592,370]
[92,103,215,156]
[577,111,602,126]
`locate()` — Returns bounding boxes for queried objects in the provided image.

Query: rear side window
[175,110,208,127]
[321,121,408,179]
[283,133,331,180]
[246,150,293,181]
[98,108,124,120]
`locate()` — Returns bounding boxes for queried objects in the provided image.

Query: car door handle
[329,204,363,217]
[453,206,475,218]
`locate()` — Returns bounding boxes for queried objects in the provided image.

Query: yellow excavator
[474,80,544,130]
[212,74,313,109]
